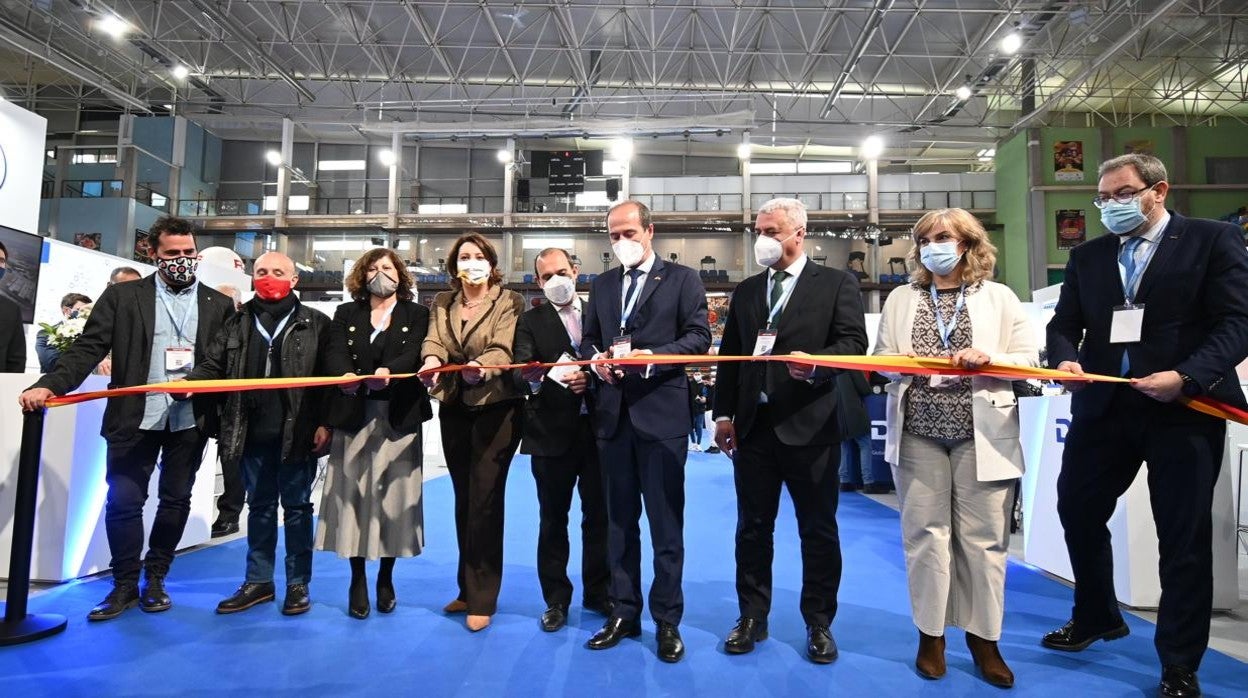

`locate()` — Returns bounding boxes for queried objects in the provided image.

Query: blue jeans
[838,434,875,486]
[240,445,316,585]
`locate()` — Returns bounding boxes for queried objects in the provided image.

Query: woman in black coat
[315,247,432,619]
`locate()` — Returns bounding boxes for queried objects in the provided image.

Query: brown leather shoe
[966,632,1014,688]
[916,632,946,679]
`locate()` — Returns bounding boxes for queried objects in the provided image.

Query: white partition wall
[0,100,48,234]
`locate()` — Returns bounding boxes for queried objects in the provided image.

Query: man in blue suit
[581,200,711,662]
[1045,153,1248,698]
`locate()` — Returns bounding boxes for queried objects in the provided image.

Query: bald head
[253,252,299,299]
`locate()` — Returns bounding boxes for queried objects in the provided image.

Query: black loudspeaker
[517,179,531,200]
[606,178,620,201]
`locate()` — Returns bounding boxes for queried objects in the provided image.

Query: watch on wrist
[1177,372,1201,397]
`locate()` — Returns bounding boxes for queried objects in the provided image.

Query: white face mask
[612,239,646,268]
[457,259,491,285]
[753,232,795,267]
[542,273,577,306]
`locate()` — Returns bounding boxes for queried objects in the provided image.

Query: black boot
[348,557,370,619]
[87,582,139,621]
[216,582,276,614]
[376,557,396,613]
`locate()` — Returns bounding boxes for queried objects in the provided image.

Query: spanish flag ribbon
[42,354,1243,426]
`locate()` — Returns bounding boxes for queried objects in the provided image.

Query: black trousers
[104,427,208,584]
[597,405,686,625]
[215,456,246,523]
[734,406,843,627]
[532,415,610,609]
[1057,386,1223,671]
[440,400,523,616]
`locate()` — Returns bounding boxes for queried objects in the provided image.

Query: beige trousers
[893,432,1014,640]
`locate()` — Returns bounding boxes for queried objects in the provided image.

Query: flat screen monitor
[0,224,42,324]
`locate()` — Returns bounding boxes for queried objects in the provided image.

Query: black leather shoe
[839,482,859,492]
[1159,666,1201,697]
[862,483,893,494]
[139,574,172,613]
[540,604,568,632]
[807,625,839,664]
[724,617,768,654]
[210,519,240,538]
[1041,619,1130,652]
[216,582,276,614]
[349,576,370,619]
[583,598,613,617]
[87,583,139,621]
[376,578,396,614]
[705,446,721,454]
[657,622,685,663]
[282,584,311,616]
[586,617,641,650]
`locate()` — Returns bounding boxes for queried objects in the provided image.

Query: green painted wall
[994,131,1030,298]
[1186,124,1248,221]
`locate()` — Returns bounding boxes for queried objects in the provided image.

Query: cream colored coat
[874,280,1038,481]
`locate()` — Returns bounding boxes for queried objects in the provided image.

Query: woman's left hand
[462,361,486,385]
[951,348,991,369]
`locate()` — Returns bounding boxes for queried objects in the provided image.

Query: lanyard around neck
[766,271,798,329]
[929,283,966,353]
[370,302,397,343]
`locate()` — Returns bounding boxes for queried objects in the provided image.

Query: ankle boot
[915,631,946,679]
[348,558,370,619]
[966,632,1014,688]
[376,557,396,613]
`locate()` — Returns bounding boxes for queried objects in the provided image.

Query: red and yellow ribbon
[42,354,1243,425]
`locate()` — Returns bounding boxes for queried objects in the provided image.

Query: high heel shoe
[915,631,946,679]
[966,632,1014,688]
[348,576,370,620]
[376,577,396,614]
[466,614,491,632]
[443,599,468,614]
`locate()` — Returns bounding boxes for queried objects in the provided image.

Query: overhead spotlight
[378,149,397,167]
[161,103,173,110]
[1000,32,1022,55]
[97,14,130,39]
[955,84,973,101]
[860,135,884,160]
[171,64,190,80]
[496,148,513,164]
[612,138,633,161]
[737,143,752,159]
[265,150,282,166]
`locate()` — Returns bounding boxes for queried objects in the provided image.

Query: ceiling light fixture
[860,135,884,160]
[265,150,282,166]
[378,149,397,167]
[955,85,973,101]
[737,143,752,159]
[1000,32,1023,55]
[496,148,513,164]
[97,14,131,39]
[171,65,190,80]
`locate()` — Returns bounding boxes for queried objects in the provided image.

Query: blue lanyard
[254,309,296,378]
[157,288,195,344]
[930,283,966,353]
[370,302,397,343]
[766,273,798,330]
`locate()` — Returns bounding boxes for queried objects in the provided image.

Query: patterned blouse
[903,282,981,441]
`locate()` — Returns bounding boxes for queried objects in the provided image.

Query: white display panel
[0,100,48,235]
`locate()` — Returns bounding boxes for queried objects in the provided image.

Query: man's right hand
[1056,361,1091,392]
[18,388,55,412]
[590,352,617,385]
[713,420,737,458]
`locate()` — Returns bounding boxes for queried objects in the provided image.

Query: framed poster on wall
[1056,210,1087,250]
[1054,141,1084,182]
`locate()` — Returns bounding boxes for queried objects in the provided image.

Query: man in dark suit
[1045,153,1248,698]
[712,197,868,664]
[513,248,609,633]
[19,217,234,621]
[0,240,28,372]
[581,200,711,662]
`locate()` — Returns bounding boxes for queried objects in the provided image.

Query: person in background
[186,251,331,616]
[581,200,711,663]
[713,197,868,664]
[874,207,1037,688]
[701,375,720,454]
[18,216,234,621]
[110,266,143,286]
[36,292,93,373]
[836,370,886,494]
[0,241,27,372]
[419,233,525,632]
[1044,153,1248,698]
[318,247,431,619]
[688,373,706,452]
[513,247,609,632]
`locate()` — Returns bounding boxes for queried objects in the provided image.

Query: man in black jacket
[186,251,332,616]
[513,248,609,632]
[713,198,868,663]
[0,240,28,372]
[19,217,234,621]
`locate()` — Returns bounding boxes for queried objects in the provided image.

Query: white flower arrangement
[39,305,92,353]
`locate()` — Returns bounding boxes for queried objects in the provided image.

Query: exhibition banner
[0,100,48,235]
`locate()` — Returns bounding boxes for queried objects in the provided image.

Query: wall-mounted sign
[1054,141,1084,182]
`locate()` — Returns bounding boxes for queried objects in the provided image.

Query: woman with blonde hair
[873,208,1038,688]
[419,233,525,632]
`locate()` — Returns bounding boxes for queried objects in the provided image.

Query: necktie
[1119,236,1144,376]
[621,268,644,325]
[769,270,789,313]
[561,305,581,351]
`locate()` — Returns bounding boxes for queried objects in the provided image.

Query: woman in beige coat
[419,233,525,632]
[874,208,1038,688]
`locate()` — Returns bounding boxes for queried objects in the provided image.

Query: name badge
[928,374,959,389]
[1109,304,1145,344]
[752,330,778,357]
[166,347,194,372]
[611,335,633,359]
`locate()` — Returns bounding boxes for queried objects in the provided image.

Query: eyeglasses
[1092,184,1155,208]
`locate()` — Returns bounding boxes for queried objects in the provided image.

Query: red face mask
[253,275,292,301]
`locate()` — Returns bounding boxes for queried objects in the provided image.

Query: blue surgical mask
[920,241,962,276]
[0,267,6,282]
[1100,197,1149,235]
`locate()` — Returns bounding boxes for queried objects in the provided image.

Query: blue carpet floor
[2,451,1244,697]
